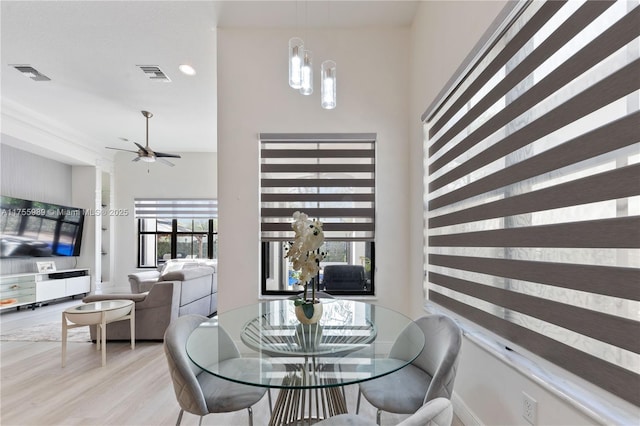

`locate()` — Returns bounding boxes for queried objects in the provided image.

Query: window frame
[260,240,375,296]
[259,133,377,296]
[422,0,640,407]
[136,218,217,268]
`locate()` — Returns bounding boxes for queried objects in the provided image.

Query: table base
[270,365,348,426]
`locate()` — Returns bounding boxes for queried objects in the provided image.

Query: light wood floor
[0,298,462,426]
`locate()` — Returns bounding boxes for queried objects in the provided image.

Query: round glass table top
[65,299,133,313]
[186,299,425,390]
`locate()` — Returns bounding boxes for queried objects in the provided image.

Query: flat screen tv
[0,195,85,258]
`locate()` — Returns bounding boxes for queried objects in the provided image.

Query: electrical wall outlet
[522,392,537,425]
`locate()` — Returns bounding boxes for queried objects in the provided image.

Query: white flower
[286,211,325,285]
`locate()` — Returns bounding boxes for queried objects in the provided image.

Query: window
[423,1,639,406]
[260,133,376,296]
[135,199,218,268]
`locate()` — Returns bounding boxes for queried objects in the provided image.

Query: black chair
[322,265,367,291]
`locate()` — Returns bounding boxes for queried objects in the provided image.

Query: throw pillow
[160,261,184,279]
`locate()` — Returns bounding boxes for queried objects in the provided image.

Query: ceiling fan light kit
[106,110,181,167]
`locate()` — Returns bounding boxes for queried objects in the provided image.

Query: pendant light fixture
[288,37,304,89]
[300,50,313,95]
[321,60,336,109]
[287,1,336,107]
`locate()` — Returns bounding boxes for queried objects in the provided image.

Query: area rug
[0,322,91,342]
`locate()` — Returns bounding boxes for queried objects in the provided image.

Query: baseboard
[452,391,482,426]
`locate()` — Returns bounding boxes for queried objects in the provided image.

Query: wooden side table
[62,299,135,367]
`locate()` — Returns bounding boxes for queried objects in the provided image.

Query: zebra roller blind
[260,133,376,241]
[424,0,639,405]
[134,199,218,218]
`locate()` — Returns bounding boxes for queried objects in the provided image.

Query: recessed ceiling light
[179,64,196,76]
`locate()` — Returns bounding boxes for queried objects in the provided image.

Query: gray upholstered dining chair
[356,315,462,425]
[315,397,453,426]
[163,314,271,426]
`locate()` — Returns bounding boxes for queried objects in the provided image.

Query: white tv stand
[0,268,90,311]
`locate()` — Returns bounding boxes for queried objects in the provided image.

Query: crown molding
[1,98,109,166]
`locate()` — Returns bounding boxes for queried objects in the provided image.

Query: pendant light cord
[305,0,308,45]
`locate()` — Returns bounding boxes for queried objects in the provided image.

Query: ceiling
[0,1,418,165]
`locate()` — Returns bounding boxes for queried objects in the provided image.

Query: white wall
[217,27,410,312]
[0,141,73,206]
[111,151,217,288]
[0,141,83,275]
[71,166,99,287]
[455,336,601,425]
[409,2,637,425]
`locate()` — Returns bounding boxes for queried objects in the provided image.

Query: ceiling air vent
[11,65,50,81]
[137,65,171,82]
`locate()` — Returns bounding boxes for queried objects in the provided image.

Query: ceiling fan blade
[154,151,181,158]
[157,157,175,167]
[106,146,138,153]
[133,142,149,154]
[123,111,180,167]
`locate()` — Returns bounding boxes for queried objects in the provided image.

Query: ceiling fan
[106,110,181,166]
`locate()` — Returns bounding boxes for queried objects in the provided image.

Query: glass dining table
[186,298,425,426]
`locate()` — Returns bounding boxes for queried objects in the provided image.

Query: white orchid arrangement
[285,211,325,304]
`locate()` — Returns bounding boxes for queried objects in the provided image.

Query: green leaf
[301,303,314,319]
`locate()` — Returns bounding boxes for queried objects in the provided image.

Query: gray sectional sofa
[82,262,217,341]
[128,265,218,316]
